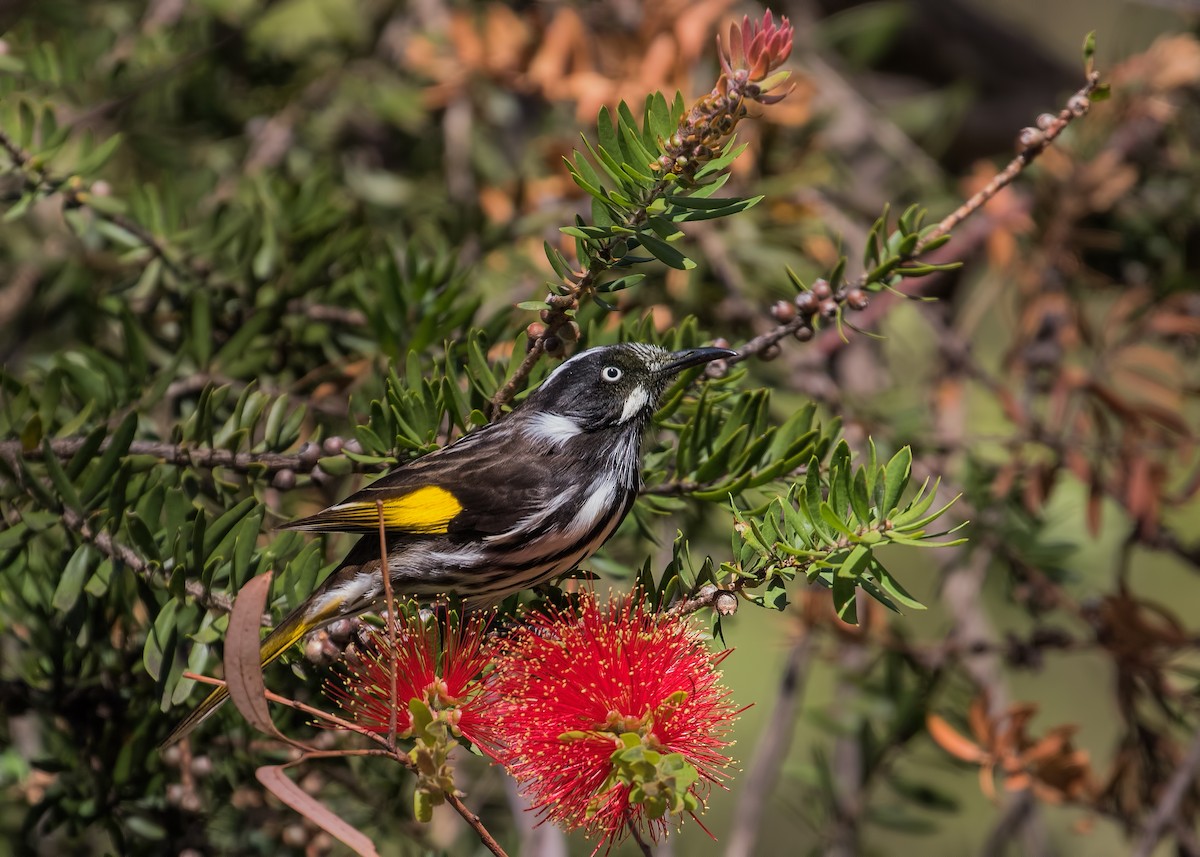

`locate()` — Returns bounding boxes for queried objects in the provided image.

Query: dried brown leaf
[927,713,987,763]
[257,765,381,857]
[225,572,278,738]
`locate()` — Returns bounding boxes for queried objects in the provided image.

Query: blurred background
[1,0,1198,855]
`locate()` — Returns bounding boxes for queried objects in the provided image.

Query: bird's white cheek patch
[524,411,583,446]
[620,385,651,423]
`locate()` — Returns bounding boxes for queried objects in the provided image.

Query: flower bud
[714,590,739,616]
[1017,127,1045,152]
[322,436,343,455]
[811,279,832,300]
[272,468,296,490]
[297,441,320,468]
[793,325,814,342]
[771,300,796,322]
[819,298,839,319]
[846,289,869,310]
[760,343,781,361]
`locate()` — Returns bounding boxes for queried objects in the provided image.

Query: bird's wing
[281,426,557,537]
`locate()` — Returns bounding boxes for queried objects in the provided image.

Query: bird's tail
[158,601,335,749]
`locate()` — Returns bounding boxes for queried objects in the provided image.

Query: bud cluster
[764,277,872,351]
[650,12,794,182]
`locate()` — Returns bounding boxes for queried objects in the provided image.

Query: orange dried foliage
[928,697,1095,805]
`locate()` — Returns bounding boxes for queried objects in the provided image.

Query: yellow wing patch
[334,485,463,534]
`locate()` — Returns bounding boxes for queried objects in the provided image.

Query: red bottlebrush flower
[478,593,740,852]
[325,609,497,749]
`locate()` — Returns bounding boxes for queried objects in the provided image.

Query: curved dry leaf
[927,713,987,763]
[225,572,278,737]
[257,765,381,857]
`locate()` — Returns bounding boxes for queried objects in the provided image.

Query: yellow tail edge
[158,603,335,749]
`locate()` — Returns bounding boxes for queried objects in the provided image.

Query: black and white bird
[161,342,733,745]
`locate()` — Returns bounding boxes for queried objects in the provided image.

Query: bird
[161,342,734,746]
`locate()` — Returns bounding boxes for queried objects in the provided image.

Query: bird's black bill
[661,347,738,376]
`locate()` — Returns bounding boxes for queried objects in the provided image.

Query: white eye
[600,365,623,383]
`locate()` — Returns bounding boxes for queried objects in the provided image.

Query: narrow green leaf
[42,439,80,510]
[75,132,124,175]
[882,446,912,516]
[832,575,858,624]
[636,231,695,270]
[838,543,871,579]
[873,563,926,610]
[53,545,95,612]
[850,467,871,525]
[80,412,137,507]
[203,497,258,558]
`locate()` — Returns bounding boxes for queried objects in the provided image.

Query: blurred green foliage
[1,1,1198,856]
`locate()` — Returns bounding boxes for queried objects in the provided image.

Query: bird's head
[515,343,735,440]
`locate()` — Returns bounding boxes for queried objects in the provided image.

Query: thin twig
[0,129,193,282]
[376,501,399,749]
[0,437,389,476]
[489,339,544,419]
[62,506,248,618]
[730,72,1103,367]
[626,816,654,857]
[445,791,510,857]
[1131,726,1200,857]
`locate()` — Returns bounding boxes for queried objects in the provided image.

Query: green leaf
[636,231,695,270]
[832,574,858,624]
[1082,31,1096,67]
[596,273,645,294]
[838,543,871,580]
[850,467,871,525]
[204,497,258,558]
[53,545,95,612]
[42,439,80,510]
[596,106,619,160]
[882,446,912,516]
[647,91,672,144]
[80,412,138,507]
[76,133,125,175]
[872,563,926,610]
[616,101,655,172]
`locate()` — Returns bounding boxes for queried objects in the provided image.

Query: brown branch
[0,128,194,283]
[287,301,368,327]
[444,790,510,857]
[62,506,246,619]
[669,582,745,616]
[0,441,264,622]
[489,339,545,419]
[730,71,1103,367]
[1131,726,1200,857]
[626,817,654,857]
[0,437,389,477]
